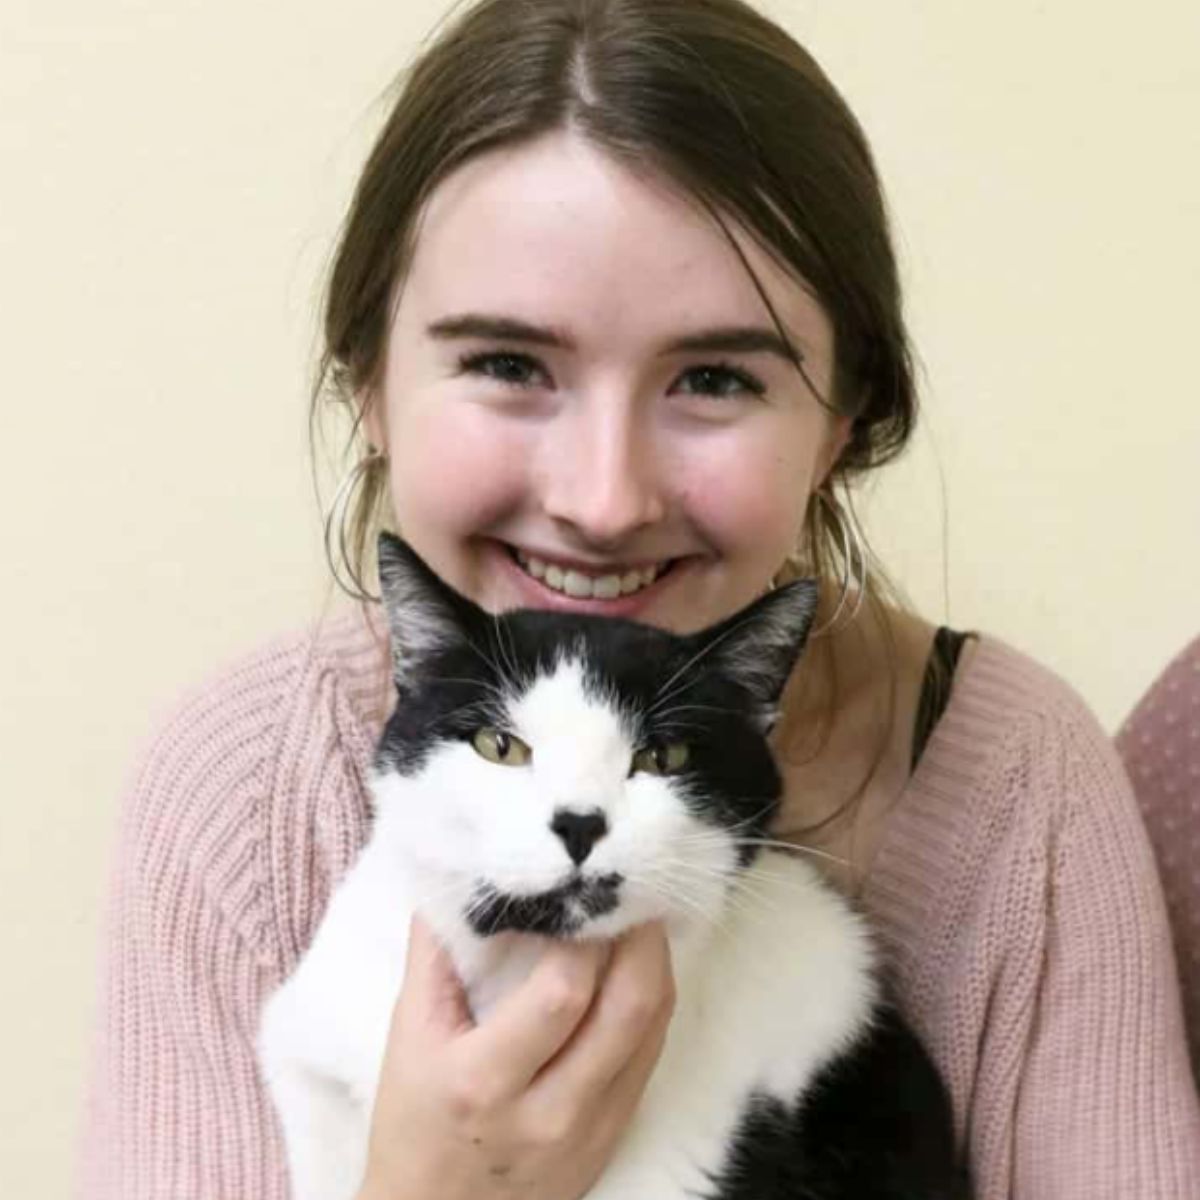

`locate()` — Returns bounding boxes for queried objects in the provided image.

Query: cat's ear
[376,532,483,689]
[695,579,820,732]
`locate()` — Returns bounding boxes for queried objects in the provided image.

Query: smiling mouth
[510,547,674,600]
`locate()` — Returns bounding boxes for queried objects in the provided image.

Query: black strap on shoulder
[910,627,973,772]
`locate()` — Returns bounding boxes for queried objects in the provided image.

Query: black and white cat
[257,533,967,1200]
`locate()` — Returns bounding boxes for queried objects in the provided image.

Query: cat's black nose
[550,809,609,865]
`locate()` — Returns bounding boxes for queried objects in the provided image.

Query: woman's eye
[674,363,766,399]
[458,351,549,389]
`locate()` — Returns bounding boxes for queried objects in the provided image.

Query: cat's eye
[631,741,690,776]
[471,728,532,766]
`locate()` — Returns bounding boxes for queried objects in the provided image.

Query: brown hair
[310,0,920,836]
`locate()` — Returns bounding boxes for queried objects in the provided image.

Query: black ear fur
[684,580,819,731]
[376,532,486,688]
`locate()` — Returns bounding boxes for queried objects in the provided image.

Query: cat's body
[258,535,967,1200]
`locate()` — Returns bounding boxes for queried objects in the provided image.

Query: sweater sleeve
[1012,703,1200,1197]
[75,671,295,1200]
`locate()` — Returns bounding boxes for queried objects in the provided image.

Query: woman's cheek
[390,401,531,540]
[687,433,812,556]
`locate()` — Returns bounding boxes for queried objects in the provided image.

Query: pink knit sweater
[76,606,1200,1199]
[1117,636,1200,1071]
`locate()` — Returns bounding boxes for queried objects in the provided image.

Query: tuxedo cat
[257,532,968,1199]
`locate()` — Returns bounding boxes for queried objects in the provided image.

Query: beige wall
[2,1,1197,1194]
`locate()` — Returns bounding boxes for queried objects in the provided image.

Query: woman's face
[365,129,848,635]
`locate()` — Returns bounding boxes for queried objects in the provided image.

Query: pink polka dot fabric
[1117,635,1200,1072]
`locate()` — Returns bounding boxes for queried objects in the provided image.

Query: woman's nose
[539,399,666,546]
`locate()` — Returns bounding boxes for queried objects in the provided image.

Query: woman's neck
[770,598,940,894]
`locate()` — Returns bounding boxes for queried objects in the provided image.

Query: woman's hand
[356,914,676,1200]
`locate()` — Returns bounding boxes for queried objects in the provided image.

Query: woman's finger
[456,936,607,1093]
[399,914,474,1037]
[528,921,675,1109]
[584,958,676,1144]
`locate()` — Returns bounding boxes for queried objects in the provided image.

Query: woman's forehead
[394,129,834,361]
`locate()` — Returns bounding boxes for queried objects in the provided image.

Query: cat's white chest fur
[258,834,875,1200]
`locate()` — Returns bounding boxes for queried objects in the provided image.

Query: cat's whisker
[647,702,742,725]
[665,813,850,869]
[638,855,731,888]
[727,837,852,869]
[636,858,738,919]
[423,676,514,705]
[643,674,703,719]
[642,857,737,889]
[659,812,782,853]
[663,831,768,865]
[462,631,524,702]
[647,612,767,714]
[726,874,844,927]
[422,709,496,740]
[661,884,736,927]
[700,871,796,924]
[635,873,733,937]
[642,857,807,929]
[462,633,502,678]
[669,824,755,845]
[495,888,516,932]
[428,698,495,725]
[488,614,523,696]
[720,803,778,834]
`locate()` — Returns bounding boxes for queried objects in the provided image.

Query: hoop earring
[808,489,867,638]
[323,445,386,603]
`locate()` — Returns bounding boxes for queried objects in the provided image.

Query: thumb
[401,913,474,1037]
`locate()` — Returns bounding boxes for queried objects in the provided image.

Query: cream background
[2,0,1197,1195]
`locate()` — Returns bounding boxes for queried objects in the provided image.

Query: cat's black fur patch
[707,1003,971,1199]
[468,872,624,937]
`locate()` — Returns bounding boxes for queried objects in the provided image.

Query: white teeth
[514,550,665,599]
[592,574,622,600]
[563,570,593,598]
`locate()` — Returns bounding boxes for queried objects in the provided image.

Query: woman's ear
[816,413,853,486]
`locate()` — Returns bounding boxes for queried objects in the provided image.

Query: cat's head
[370,532,818,942]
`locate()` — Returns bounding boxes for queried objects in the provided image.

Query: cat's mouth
[466,872,625,938]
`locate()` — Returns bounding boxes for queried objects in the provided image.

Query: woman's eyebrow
[426,312,803,363]
[427,313,572,348]
[670,326,802,364]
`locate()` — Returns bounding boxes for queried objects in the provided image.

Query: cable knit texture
[1116,636,1200,1073]
[76,607,1200,1199]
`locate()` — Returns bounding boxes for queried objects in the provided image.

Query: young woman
[78,1,1200,1198]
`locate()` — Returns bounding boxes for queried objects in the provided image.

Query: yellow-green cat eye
[631,741,690,776]
[472,728,532,766]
